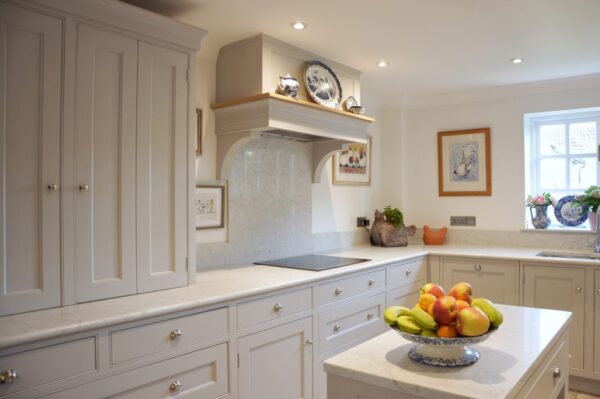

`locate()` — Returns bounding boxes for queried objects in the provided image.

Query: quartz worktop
[0,244,597,350]
[324,304,572,399]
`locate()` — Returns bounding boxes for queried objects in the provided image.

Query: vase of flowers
[526,193,556,229]
[573,185,600,232]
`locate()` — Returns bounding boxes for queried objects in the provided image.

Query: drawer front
[387,278,425,308]
[111,307,228,365]
[0,337,97,396]
[43,343,229,399]
[388,258,426,289]
[523,338,568,398]
[237,287,312,330]
[318,293,386,355]
[318,269,385,307]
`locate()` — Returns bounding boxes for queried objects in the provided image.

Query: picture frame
[195,185,225,229]
[196,108,203,156]
[332,137,372,186]
[437,128,491,196]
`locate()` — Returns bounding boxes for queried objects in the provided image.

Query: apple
[418,293,437,311]
[456,307,490,337]
[420,283,445,299]
[448,282,473,304]
[432,295,458,325]
[455,299,470,314]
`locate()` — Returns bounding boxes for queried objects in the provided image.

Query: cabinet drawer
[387,278,425,308]
[318,293,385,355]
[318,269,385,307]
[522,337,568,398]
[237,287,312,330]
[44,343,229,399]
[110,307,228,365]
[0,337,97,396]
[388,258,426,289]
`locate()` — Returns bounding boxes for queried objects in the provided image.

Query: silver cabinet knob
[333,324,341,332]
[367,312,374,319]
[597,288,600,295]
[0,369,17,384]
[334,287,343,295]
[273,303,283,311]
[405,270,412,276]
[368,279,375,286]
[305,339,313,346]
[553,367,561,379]
[576,286,582,293]
[47,183,59,191]
[474,264,482,271]
[79,184,89,191]
[169,380,182,392]
[169,329,182,340]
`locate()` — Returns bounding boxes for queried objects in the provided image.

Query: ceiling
[121,0,600,99]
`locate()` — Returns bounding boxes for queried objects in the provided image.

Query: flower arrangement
[573,185,600,212]
[525,192,556,208]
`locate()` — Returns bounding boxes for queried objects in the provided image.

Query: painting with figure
[195,185,224,229]
[450,142,480,182]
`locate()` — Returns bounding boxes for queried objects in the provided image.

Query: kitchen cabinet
[238,316,313,399]
[440,257,519,305]
[523,264,585,371]
[0,3,62,315]
[595,270,600,375]
[387,280,422,308]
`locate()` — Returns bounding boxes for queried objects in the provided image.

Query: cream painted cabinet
[238,317,313,399]
[440,257,520,305]
[594,270,600,375]
[136,43,189,292]
[523,264,585,371]
[0,3,62,315]
[74,25,138,302]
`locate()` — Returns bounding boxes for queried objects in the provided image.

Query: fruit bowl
[391,325,497,367]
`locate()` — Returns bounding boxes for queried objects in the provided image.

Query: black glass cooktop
[254,254,370,271]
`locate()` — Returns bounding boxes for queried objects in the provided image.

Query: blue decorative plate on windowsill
[554,195,588,227]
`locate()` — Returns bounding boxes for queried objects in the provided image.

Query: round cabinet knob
[334,287,343,295]
[553,367,562,379]
[368,279,376,286]
[79,184,89,191]
[597,288,600,295]
[273,303,283,311]
[474,264,482,271]
[405,270,412,276]
[169,329,182,340]
[333,324,341,332]
[0,369,17,385]
[169,380,182,393]
[367,312,374,319]
[47,183,59,191]
[576,287,583,293]
[305,339,313,346]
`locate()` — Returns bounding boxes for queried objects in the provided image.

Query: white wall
[383,74,600,231]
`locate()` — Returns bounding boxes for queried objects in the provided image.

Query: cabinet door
[0,3,62,315]
[136,43,189,292]
[74,25,138,302]
[523,265,585,371]
[595,270,600,375]
[441,257,519,305]
[238,317,313,399]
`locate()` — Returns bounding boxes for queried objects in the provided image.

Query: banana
[411,305,438,330]
[472,298,499,324]
[396,315,421,335]
[383,306,413,325]
[420,328,437,337]
[491,308,504,328]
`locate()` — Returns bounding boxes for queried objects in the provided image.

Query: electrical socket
[357,217,370,227]
[450,216,476,226]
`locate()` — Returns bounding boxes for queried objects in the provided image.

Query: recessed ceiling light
[291,21,306,30]
[511,58,524,64]
[377,60,388,68]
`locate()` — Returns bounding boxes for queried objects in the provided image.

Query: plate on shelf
[554,195,588,226]
[304,61,342,109]
[344,96,358,111]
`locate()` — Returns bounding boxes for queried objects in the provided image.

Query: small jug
[276,74,300,98]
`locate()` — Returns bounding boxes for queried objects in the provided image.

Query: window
[525,107,600,228]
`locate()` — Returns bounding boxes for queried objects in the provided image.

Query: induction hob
[254,254,370,271]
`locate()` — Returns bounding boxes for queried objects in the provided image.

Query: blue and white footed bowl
[391,326,497,367]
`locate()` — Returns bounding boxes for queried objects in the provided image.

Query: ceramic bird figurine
[423,225,448,245]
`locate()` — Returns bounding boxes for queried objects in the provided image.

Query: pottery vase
[589,210,598,232]
[529,205,551,229]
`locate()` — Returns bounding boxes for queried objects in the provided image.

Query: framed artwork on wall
[437,127,491,196]
[332,137,372,186]
[195,185,225,229]
[196,108,203,156]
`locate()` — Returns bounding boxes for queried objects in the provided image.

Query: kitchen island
[325,304,571,399]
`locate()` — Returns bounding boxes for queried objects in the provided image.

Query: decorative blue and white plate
[304,61,342,109]
[554,195,588,227]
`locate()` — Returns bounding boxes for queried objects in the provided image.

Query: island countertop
[324,304,572,399]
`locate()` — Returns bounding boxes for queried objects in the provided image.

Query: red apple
[448,282,473,304]
[456,307,490,337]
[432,295,458,325]
[420,283,445,299]
[455,299,470,314]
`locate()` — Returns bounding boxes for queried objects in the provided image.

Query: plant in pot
[370,206,416,247]
[526,193,556,229]
[573,185,600,231]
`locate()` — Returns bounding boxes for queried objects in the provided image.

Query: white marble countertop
[0,244,596,350]
[324,304,572,399]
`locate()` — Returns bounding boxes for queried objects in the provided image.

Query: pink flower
[534,196,545,205]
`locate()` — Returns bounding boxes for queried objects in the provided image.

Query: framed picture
[332,137,372,186]
[196,108,203,156]
[437,128,491,196]
[195,185,224,229]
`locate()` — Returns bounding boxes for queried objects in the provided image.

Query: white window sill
[521,228,595,235]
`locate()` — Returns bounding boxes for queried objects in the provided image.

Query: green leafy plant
[383,205,404,228]
[573,185,600,212]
